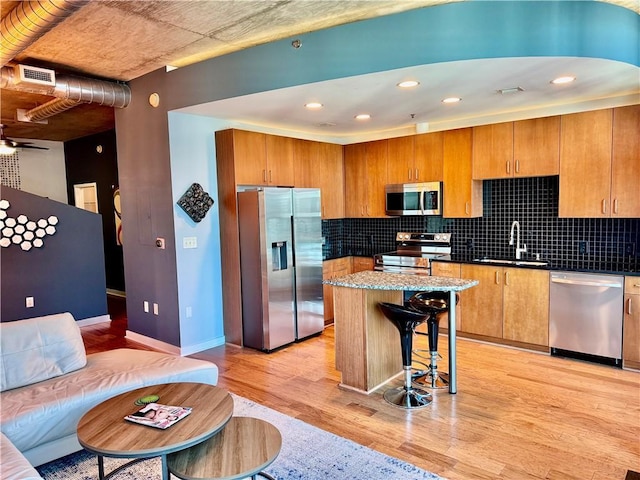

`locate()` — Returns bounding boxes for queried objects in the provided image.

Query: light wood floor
[85,298,640,480]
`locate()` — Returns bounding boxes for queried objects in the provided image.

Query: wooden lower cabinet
[459,264,549,347]
[352,256,374,273]
[431,261,462,330]
[623,276,640,370]
[459,264,503,338]
[323,258,351,325]
[502,268,549,346]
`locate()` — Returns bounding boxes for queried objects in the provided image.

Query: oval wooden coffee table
[77,382,233,480]
[167,416,282,480]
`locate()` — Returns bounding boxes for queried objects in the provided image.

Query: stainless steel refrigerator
[237,188,324,351]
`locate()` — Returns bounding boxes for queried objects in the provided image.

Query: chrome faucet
[509,220,527,260]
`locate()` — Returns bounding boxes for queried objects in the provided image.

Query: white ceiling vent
[14,65,56,87]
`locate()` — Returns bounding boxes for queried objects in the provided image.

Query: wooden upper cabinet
[344,141,387,218]
[472,122,514,179]
[513,116,560,177]
[231,130,294,186]
[443,128,482,218]
[344,143,368,218]
[233,130,268,185]
[318,142,345,219]
[414,131,444,182]
[293,139,315,188]
[293,139,344,219]
[265,135,294,186]
[559,109,614,218]
[611,105,640,217]
[386,136,415,184]
[473,117,560,179]
[366,140,388,217]
[386,132,444,184]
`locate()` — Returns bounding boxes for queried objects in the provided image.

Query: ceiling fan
[0,124,49,155]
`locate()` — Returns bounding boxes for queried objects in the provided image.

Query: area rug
[37,393,445,479]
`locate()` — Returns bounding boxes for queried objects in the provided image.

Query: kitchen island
[324,271,478,395]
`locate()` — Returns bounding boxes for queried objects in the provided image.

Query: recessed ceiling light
[355,114,371,120]
[442,97,461,104]
[551,76,576,85]
[304,102,323,109]
[397,80,420,88]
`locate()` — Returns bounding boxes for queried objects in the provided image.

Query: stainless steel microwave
[385,182,442,216]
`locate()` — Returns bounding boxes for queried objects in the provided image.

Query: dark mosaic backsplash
[322,176,640,273]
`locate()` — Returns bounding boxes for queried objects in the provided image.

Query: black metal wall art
[177,183,214,223]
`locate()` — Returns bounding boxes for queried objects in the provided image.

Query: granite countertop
[324,271,478,291]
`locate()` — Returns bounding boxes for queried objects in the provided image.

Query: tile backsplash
[322,176,639,273]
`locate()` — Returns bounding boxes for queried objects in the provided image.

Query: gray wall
[1,187,108,322]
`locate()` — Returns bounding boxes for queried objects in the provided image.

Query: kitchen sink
[473,258,549,267]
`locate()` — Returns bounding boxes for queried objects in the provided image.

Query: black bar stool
[407,291,458,389]
[378,302,433,409]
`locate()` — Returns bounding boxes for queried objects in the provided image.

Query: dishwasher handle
[550,277,623,288]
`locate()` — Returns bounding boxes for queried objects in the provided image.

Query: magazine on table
[124,403,192,429]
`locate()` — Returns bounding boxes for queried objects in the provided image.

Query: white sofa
[0,312,219,479]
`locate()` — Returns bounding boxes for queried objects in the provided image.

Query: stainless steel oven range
[374,232,452,276]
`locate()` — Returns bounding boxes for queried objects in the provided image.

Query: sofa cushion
[0,433,43,480]
[0,312,86,392]
[0,348,218,453]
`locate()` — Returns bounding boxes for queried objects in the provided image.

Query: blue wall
[168,113,226,353]
[1,187,107,322]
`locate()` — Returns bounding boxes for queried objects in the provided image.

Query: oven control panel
[395,232,451,243]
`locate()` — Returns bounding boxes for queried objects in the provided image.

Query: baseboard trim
[107,289,126,298]
[124,331,226,356]
[76,314,111,327]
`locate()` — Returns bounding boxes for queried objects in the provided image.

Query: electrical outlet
[144,301,149,313]
[578,241,588,254]
[625,242,636,255]
[153,303,159,315]
[466,238,474,249]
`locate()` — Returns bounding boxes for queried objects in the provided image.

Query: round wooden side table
[167,416,282,480]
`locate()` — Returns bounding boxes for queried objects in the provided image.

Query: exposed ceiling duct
[1,65,131,121]
[0,0,87,68]
[1,0,130,123]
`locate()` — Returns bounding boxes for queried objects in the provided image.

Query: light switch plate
[183,236,197,249]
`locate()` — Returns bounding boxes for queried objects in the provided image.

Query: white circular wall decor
[0,200,60,250]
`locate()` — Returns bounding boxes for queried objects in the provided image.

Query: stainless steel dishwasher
[549,272,624,366]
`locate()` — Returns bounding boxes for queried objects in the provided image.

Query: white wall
[15,139,67,203]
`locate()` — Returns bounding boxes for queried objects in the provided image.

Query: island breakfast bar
[324,271,478,395]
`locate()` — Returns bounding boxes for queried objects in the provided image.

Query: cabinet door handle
[628,298,633,315]
[495,271,500,285]
[506,161,510,175]
[515,160,520,174]
[465,202,470,215]
[269,170,272,183]
[504,271,509,286]
[601,199,607,214]
[263,169,267,182]
[613,198,619,214]
[415,168,419,180]
[408,168,412,181]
